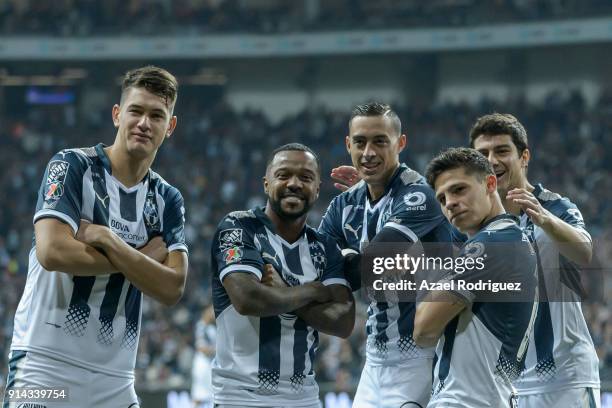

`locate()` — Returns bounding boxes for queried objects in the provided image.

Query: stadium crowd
[0,89,611,392]
[0,0,611,35]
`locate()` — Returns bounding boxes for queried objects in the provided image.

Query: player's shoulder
[49,146,97,168]
[305,224,340,252]
[533,183,578,215]
[217,208,260,231]
[391,167,439,213]
[334,179,368,206]
[472,214,524,244]
[149,169,183,203]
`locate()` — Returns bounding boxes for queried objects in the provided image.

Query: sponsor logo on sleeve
[224,247,243,264]
[219,228,243,250]
[44,160,70,205]
[464,241,485,258]
[403,191,427,210]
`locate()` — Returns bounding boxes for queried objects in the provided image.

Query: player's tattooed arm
[414,291,466,347]
[35,218,118,275]
[223,270,332,317]
[261,265,355,338]
[78,220,187,306]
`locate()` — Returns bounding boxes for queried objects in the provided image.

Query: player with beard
[210,143,355,408]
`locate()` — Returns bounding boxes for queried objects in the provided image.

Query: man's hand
[507,188,553,227]
[261,264,287,288]
[76,220,113,248]
[331,165,360,192]
[140,236,169,264]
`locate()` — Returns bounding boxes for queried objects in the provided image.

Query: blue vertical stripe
[97,274,126,346]
[531,235,556,379]
[308,331,319,375]
[119,189,138,222]
[63,276,96,337]
[258,316,281,392]
[121,284,141,350]
[283,245,304,276]
[437,316,459,387]
[397,301,415,337]
[292,318,308,375]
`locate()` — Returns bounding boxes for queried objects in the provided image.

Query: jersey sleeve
[382,184,445,242]
[548,198,591,242]
[162,188,189,253]
[318,195,348,248]
[211,214,264,282]
[33,150,88,234]
[320,238,351,289]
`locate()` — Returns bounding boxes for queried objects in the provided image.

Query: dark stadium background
[0,1,611,407]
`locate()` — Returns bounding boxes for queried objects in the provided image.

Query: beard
[269,194,312,220]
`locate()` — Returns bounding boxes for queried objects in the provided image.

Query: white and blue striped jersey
[515,184,600,394]
[210,207,350,407]
[319,164,455,366]
[10,144,188,378]
[429,215,538,407]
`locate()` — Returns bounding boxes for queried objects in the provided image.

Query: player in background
[2,66,188,408]
[318,103,455,408]
[191,305,216,408]
[469,113,600,408]
[418,147,538,407]
[210,143,354,408]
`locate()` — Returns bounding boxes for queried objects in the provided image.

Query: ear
[485,174,498,194]
[397,133,407,153]
[263,176,269,195]
[112,104,121,128]
[520,148,530,170]
[165,116,178,139]
[345,135,351,154]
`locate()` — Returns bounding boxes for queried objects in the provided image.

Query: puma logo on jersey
[95,191,109,208]
[344,223,362,239]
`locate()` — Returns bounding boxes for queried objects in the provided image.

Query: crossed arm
[35,218,187,306]
[413,291,466,347]
[223,267,355,338]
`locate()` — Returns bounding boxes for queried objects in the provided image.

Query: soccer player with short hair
[470,113,600,408]
[3,66,188,408]
[319,103,455,408]
[210,143,354,408]
[418,147,538,408]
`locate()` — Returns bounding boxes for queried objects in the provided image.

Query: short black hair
[469,113,528,155]
[121,65,178,110]
[426,147,494,188]
[266,143,320,173]
[349,102,401,135]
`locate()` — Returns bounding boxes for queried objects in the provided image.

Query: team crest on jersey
[44,160,70,205]
[224,246,243,264]
[143,193,161,232]
[219,228,243,250]
[308,241,327,276]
